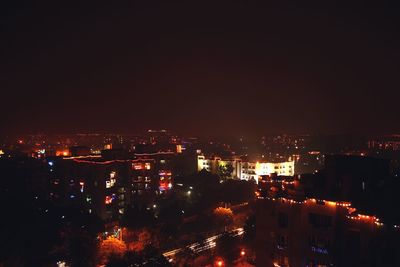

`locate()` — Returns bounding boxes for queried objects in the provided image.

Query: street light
[214,258,224,267]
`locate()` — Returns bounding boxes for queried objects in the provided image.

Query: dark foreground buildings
[47,151,176,222]
[256,155,400,267]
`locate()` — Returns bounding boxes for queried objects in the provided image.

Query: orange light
[217,260,223,267]
[326,201,336,206]
[240,249,246,256]
[56,150,70,157]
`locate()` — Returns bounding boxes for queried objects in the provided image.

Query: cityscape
[1,132,400,266]
[2,2,400,267]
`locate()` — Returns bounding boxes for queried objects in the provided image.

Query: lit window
[145,163,151,170]
[133,162,145,170]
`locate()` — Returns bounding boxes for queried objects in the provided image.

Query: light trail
[162,227,244,259]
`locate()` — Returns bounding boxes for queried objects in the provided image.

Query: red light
[240,249,245,256]
[105,196,112,204]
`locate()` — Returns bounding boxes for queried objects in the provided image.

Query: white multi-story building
[240,161,295,183]
[197,155,295,183]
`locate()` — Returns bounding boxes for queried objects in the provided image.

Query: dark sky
[1,2,400,136]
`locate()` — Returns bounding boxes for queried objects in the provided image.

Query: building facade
[197,155,295,182]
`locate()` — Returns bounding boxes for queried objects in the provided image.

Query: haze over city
[2,2,400,136]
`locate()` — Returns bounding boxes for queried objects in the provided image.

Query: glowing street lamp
[214,258,224,267]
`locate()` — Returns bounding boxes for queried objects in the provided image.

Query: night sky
[2,2,400,136]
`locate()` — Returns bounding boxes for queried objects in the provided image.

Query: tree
[213,207,234,231]
[218,163,234,180]
[99,237,127,264]
[126,229,158,252]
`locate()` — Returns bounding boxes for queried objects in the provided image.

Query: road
[163,227,244,259]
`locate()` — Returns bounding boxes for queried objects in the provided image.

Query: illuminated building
[147,129,170,145]
[257,194,400,267]
[48,157,130,221]
[197,155,295,182]
[368,135,400,151]
[131,158,156,196]
[158,170,173,191]
[47,149,179,221]
[241,161,294,182]
[130,154,174,208]
[256,156,400,267]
